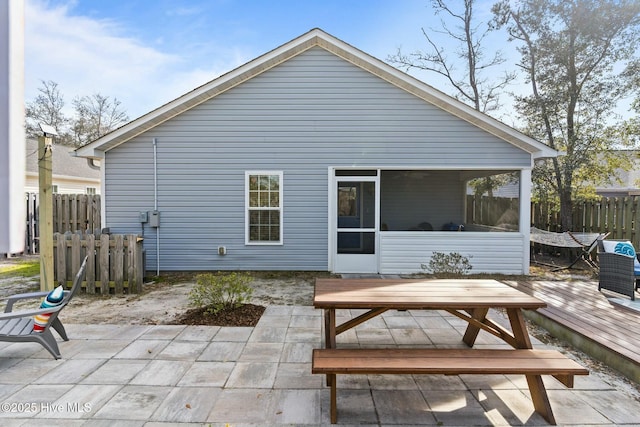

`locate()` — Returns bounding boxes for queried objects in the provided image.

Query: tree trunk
[559,189,573,231]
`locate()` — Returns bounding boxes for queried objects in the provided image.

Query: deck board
[507,279,640,372]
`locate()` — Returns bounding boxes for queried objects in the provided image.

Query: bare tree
[387,0,516,114]
[25,81,129,147]
[25,80,71,143]
[388,0,518,200]
[71,94,129,147]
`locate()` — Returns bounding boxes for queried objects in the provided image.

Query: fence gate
[53,232,144,294]
[23,193,102,254]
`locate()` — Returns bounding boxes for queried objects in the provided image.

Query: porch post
[520,169,532,275]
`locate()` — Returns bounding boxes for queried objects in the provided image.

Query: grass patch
[0,260,40,279]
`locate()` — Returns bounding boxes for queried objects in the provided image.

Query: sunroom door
[334,177,378,273]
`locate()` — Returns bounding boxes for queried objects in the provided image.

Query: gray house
[76,29,556,275]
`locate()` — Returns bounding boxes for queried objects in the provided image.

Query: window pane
[259,176,269,190]
[249,225,257,240]
[247,172,282,243]
[270,226,280,241]
[270,192,279,207]
[338,186,357,217]
[337,232,375,254]
[270,175,279,190]
[249,176,258,191]
[263,226,271,240]
[259,192,269,207]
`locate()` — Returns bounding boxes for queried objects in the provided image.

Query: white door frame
[328,168,380,273]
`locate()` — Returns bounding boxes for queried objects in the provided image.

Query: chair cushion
[601,240,635,257]
[32,286,64,333]
[601,240,640,276]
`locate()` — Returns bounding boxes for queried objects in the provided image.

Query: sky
[24,0,510,121]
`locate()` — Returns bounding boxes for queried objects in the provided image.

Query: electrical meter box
[149,210,160,227]
[138,211,148,223]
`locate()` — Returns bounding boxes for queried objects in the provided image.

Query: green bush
[421,252,473,276]
[189,272,254,314]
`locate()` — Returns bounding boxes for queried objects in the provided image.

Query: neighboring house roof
[26,138,100,181]
[596,150,640,197]
[76,28,557,161]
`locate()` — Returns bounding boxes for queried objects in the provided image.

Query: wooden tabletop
[314,278,546,310]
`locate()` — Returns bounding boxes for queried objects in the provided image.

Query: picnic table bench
[312,348,588,424]
[312,278,589,425]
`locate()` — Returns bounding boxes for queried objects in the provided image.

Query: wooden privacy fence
[24,193,101,254]
[531,196,640,250]
[53,232,144,294]
[468,195,640,249]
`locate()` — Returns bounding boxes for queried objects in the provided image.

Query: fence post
[135,236,144,293]
[55,232,67,287]
[99,233,110,294]
[113,234,124,293]
[86,233,96,293]
[70,232,82,286]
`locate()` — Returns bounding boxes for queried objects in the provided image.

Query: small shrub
[421,252,473,276]
[189,272,254,314]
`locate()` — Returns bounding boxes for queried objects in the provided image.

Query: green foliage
[421,252,473,276]
[188,272,254,315]
[493,0,640,230]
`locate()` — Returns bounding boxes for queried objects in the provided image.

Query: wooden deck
[506,278,640,383]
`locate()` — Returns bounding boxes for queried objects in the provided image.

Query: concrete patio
[0,305,639,426]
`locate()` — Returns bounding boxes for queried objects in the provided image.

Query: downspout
[86,158,100,170]
[153,138,159,276]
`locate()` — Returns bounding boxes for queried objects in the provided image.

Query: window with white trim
[246,171,283,244]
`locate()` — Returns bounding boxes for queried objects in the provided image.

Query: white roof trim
[75,28,557,160]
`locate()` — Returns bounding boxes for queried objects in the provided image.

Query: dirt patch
[0,265,319,326]
[171,303,266,326]
[0,255,594,327]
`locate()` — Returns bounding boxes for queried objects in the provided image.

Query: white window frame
[245,171,283,245]
[86,187,97,195]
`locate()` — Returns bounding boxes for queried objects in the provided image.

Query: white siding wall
[25,175,100,195]
[380,232,525,275]
[105,47,532,272]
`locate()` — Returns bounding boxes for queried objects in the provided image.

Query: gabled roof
[75,28,557,160]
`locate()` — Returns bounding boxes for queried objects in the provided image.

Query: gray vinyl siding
[104,47,531,271]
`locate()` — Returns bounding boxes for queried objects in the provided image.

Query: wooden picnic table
[312,278,587,424]
[314,278,546,350]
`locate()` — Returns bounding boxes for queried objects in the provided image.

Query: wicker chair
[598,241,639,300]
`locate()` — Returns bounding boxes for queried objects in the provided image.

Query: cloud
[24,0,243,119]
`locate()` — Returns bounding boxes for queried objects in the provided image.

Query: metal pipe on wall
[153,138,159,276]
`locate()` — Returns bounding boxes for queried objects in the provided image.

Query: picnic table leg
[329,373,337,423]
[507,308,557,425]
[324,308,336,349]
[462,308,488,347]
[324,309,336,387]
